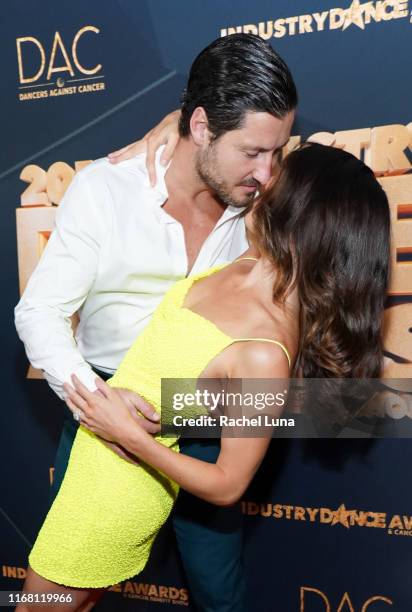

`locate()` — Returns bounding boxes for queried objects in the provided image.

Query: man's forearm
[14,170,107,399]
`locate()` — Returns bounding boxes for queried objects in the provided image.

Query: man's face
[195,110,294,208]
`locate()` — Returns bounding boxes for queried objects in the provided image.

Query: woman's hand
[108,110,181,186]
[64,375,151,451]
[114,387,161,434]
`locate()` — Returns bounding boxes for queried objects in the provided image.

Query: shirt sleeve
[14,168,111,399]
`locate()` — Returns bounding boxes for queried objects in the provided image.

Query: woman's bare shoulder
[229,339,290,378]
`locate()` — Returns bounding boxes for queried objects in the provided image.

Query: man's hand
[107,110,181,186]
[95,388,161,466]
[64,378,161,465]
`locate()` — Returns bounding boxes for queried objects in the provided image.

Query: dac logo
[16,26,101,83]
[300,587,393,611]
[16,26,105,101]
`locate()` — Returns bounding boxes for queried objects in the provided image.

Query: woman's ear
[190,107,211,146]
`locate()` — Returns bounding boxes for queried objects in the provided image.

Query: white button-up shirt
[15,153,248,398]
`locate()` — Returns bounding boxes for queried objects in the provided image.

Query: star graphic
[342,0,372,31]
[331,503,352,528]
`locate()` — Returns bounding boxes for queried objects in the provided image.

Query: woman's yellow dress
[29,266,238,588]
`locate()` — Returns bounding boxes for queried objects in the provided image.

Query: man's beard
[196,145,259,208]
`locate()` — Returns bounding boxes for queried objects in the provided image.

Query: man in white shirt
[15,34,296,612]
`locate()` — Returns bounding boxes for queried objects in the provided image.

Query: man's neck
[164,138,225,217]
[162,139,230,275]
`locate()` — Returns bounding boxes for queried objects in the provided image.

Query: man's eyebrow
[240,145,282,153]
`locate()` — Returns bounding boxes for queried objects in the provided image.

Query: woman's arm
[125,433,270,507]
[65,342,289,506]
[108,110,181,186]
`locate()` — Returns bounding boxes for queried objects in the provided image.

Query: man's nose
[252,155,273,186]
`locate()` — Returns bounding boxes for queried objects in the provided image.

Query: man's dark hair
[179,33,298,139]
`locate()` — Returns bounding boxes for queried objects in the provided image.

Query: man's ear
[190,107,212,146]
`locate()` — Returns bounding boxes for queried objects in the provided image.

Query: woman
[18,143,390,611]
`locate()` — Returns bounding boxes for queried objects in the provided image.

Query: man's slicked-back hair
[178,33,298,139]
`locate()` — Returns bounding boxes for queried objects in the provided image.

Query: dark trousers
[51,369,245,612]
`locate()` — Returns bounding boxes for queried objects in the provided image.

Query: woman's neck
[236,254,299,319]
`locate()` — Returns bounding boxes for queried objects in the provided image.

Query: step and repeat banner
[1,1,411,610]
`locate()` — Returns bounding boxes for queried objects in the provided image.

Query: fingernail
[153,412,160,421]
[160,159,167,166]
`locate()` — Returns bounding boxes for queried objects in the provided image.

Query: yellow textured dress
[28,266,227,588]
[29,263,291,588]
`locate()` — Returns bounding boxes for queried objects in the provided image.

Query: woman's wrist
[120,419,154,458]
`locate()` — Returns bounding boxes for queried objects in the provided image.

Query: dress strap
[228,338,291,368]
[235,256,259,262]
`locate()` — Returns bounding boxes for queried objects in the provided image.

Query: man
[15,34,296,611]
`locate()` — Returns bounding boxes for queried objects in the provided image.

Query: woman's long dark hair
[254,142,391,381]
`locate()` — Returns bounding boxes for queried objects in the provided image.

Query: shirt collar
[151,147,169,204]
[150,147,246,223]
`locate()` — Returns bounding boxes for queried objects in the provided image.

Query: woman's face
[245,169,282,245]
